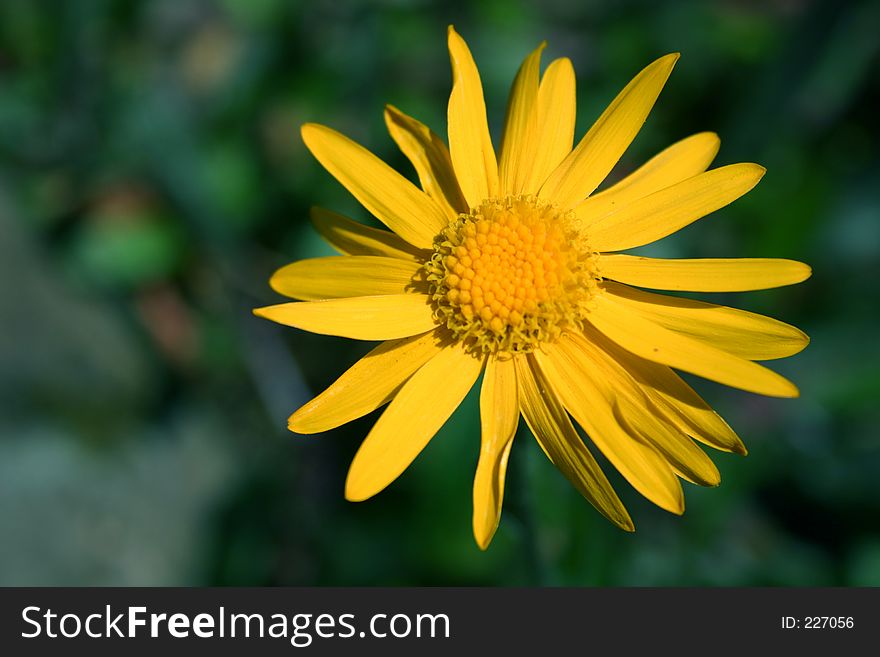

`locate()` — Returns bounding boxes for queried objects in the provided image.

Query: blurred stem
[513,438,549,586]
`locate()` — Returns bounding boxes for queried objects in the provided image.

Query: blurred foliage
[0,0,878,586]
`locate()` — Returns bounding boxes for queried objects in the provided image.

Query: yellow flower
[255,27,811,550]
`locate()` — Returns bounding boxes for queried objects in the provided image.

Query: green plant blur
[1,0,878,586]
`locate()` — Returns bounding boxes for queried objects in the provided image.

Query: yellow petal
[447,26,499,209]
[270,255,422,300]
[600,254,812,292]
[498,42,545,197]
[588,163,766,252]
[514,355,634,531]
[384,105,468,219]
[254,294,436,341]
[584,329,746,455]
[526,57,576,194]
[539,53,679,209]
[536,344,686,513]
[289,330,443,434]
[563,331,721,486]
[575,132,720,224]
[587,292,800,398]
[473,355,518,550]
[604,281,810,360]
[301,123,447,249]
[309,207,427,262]
[345,343,484,501]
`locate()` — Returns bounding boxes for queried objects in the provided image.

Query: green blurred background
[1,0,878,586]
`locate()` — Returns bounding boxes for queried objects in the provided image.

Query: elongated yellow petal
[562,331,721,486]
[384,105,468,219]
[589,163,765,252]
[539,53,679,209]
[447,26,499,209]
[345,343,484,501]
[600,254,812,292]
[581,327,746,454]
[289,330,443,434]
[515,355,634,531]
[604,281,810,360]
[254,294,436,341]
[575,132,720,224]
[309,207,427,262]
[536,345,686,513]
[473,355,518,550]
[301,123,447,249]
[498,42,545,197]
[526,57,576,194]
[588,292,799,398]
[271,255,422,300]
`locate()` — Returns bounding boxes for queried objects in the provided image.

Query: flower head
[255,27,810,549]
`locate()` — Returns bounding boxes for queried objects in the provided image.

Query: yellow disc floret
[426,196,600,354]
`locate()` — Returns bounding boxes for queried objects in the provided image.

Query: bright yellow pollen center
[426,196,600,354]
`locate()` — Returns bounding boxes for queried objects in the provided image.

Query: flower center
[425,196,600,354]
